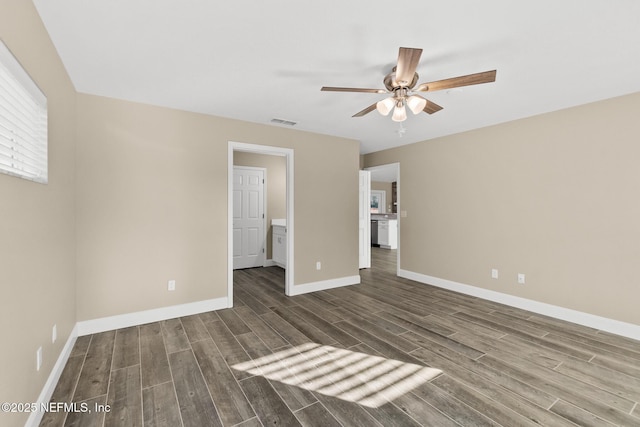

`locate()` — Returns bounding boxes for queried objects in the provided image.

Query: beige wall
[371,181,393,213]
[234,152,287,259]
[0,1,77,426]
[364,92,640,326]
[76,94,360,321]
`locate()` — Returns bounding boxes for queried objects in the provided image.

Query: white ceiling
[33,0,640,154]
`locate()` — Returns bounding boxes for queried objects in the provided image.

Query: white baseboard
[289,275,360,296]
[399,269,640,341]
[76,297,229,336]
[263,259,285,269]
[25,324,79,427]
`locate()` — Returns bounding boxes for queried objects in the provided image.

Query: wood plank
[139,323,171,389]
[287,305,360,347]
[333,320,422,364]
[191,339,256,425]
[239,375,302,426]
[549,399,617,427]
[69,335,91,358]
[142,382,182,427]
[232,418,262,427]
[406,334,558,409]
[72,331,115,402]
[409,381,499,427]
[271,307,337,345]
[168,349,222,427]
[161,318,190,354]
[591,353,640,380]
[453,311,594,360]
[260,311,315,347]
[390,392,460,427]
[234,287,272,315]
[40,355,85,427]
[364,401,426,427]
[180,315,211,343]
[311,393,384,427]
[235,332,317,411]
[217,308,252,335]
[104,365,142,427]
[478,354,640,425]
[454,330,564,369]
[554,357,640,402]
[198,310,220,323]
[545,331,640,362]
[112,326,140,369]
[204,319,253,380]
[63,394,107,427]
[291,294,344,323]
[333,306,408,336]
[294,401,342,427]
[383,313,483,359]
[426,312,506,340]
[233,305,288,349]
[431,373,544,427]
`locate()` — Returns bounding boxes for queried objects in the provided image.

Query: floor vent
[270,118,297,126]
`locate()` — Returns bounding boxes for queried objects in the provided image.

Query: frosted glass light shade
[391,105,407,122]
[407,95,427,114]
[376,97,395,116]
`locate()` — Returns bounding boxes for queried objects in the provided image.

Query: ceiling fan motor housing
[384,68,420,91]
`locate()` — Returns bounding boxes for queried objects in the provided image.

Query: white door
[233,167,265,269]
[359,170,371,269]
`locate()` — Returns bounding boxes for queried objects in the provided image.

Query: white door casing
[359,170,371,269]
[233,167,265,269]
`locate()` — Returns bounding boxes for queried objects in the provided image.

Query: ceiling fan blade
[416,70,497,92]
[423,99,443,114]
[395,47,423,87]
[353,103,378,117]
[321,86,386,94]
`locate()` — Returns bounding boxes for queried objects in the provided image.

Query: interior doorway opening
[365,163,400,275]
[228,142,294,307]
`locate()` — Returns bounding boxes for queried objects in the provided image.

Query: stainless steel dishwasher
[371,220,378,246]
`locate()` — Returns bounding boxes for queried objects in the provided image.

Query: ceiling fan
[321,47,497,122]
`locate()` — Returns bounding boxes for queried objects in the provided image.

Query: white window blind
[0,40,47,184]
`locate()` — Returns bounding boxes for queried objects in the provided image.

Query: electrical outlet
[168,280,176,291]
[316,262,321,270]
[36,347,42,371]
[491,269,499,279]
[401,210,408,218]
[52,324,57,343]
[518,273,525,284]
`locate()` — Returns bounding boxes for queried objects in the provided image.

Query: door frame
[365,162,400,275]
[228,141,294,307]
[232,165,267,269]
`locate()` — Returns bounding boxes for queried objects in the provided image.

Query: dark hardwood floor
[41,248,640,426]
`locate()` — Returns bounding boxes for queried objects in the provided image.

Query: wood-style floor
[41,248,640,426]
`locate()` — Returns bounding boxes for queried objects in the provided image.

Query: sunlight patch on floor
[232,342,442,408]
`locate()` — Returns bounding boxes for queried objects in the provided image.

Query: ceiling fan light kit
[376,97,395,116]
[321,47,497,123]
[392,104,407,122]
[407,95,427,115]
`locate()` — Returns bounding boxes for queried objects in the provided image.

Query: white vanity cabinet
[272,219,286,268]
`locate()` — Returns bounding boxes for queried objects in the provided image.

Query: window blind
[0,40,47,184]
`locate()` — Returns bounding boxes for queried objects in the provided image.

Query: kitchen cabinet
[377,219,397,249]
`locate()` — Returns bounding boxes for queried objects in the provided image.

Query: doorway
[365,163,400,275]
[228,142,294,308]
